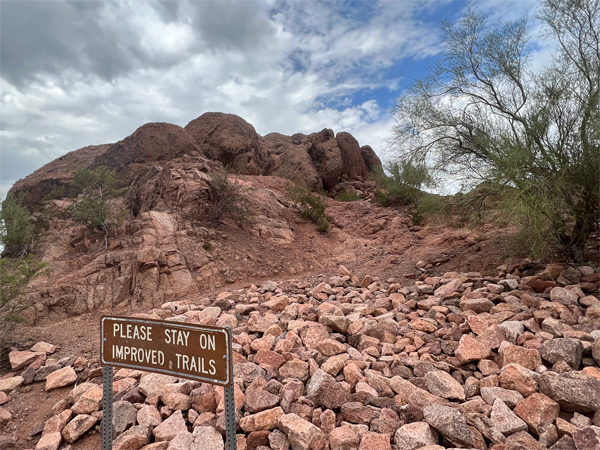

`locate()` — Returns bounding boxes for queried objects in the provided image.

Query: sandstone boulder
[423,405,474,447]
[185,112,267,175]
[262,133,322,190]
[539,338,583,370]
[393,422,438,450]
[307,129,343,190]
[45,366,77,391]
[336,132,371,181]
[61,414,98,443]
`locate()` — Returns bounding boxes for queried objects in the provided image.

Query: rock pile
[1,262,599,450]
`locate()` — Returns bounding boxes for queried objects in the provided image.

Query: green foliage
[69,167,125,248]
[70,166,118,198]
[0,255,51,322]
[72,194,113,230]
[336,190,362,202]
[411,193,449,226]
[285,183,332,232]
[41,184,66,204]
[371,161,434,206]
[375,190,390,207]
[0,192,34,257]
[389,0,600,261]
[205,169,252,227]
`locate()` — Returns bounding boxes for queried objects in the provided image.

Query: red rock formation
[307,129,343,191]
[9,112,381,207]
[184,112,268,176]
[336,132,371,181]
[8,144,112,209]
[261,133,322,190]
[91,122,202,183]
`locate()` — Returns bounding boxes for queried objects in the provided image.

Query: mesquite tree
[389,0,599,261]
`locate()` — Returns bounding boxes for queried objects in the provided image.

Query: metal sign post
[102,366,113,450]
[224,326,237,450]
[100,316,236,449]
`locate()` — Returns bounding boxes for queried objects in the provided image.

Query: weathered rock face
[262,133,323,190]
[307,129,344,190]
[10,112,381,221]
[360,145,382,171]
[184,112,267,176]
[92,123,203,182]
[10,112,380,211]
[8,144,112,209]
[336,132,371,182]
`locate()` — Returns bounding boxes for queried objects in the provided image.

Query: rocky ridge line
[9,113,382,209]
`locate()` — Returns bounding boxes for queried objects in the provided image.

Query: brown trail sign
[100,315,236,449]
[101,316,232,386]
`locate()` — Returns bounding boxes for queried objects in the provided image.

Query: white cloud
[0,0,553,194]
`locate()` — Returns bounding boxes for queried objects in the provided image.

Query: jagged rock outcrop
[9,112,381,206]
[336,132,371,181]
[8,144,112,208]
[360,145,381,171]
[306,128,344,191]
[261,133,323,190]
[2,112,387,323]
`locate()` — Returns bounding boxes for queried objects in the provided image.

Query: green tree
[0,192,34,257]
[0,255,51,338]
[70,167,124,248]
[371,161,435,205]
[389,0,599,261]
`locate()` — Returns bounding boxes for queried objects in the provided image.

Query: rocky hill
[9,112,382,208]
[1,112,599,450]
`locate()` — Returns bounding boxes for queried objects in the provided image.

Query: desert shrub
[336,190,361,202]
[70,166,118,198]
[205,169,252,227]
[375,190,391,207]
[285,183,332,232]
[0,192,34,257]
[0,255,51,322]
[41,184,66,203]
[371,161,434,206]
[69,167,126,248]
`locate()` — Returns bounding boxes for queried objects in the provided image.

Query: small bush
[70,166,118,198]
[375,190,391,207]
[0,192,34,257]
[285,183,332,232]
[205,169,252,227]
[41,184,66,203]
[336,190,361,202]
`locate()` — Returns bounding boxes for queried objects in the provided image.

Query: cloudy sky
[1,0,546,194]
